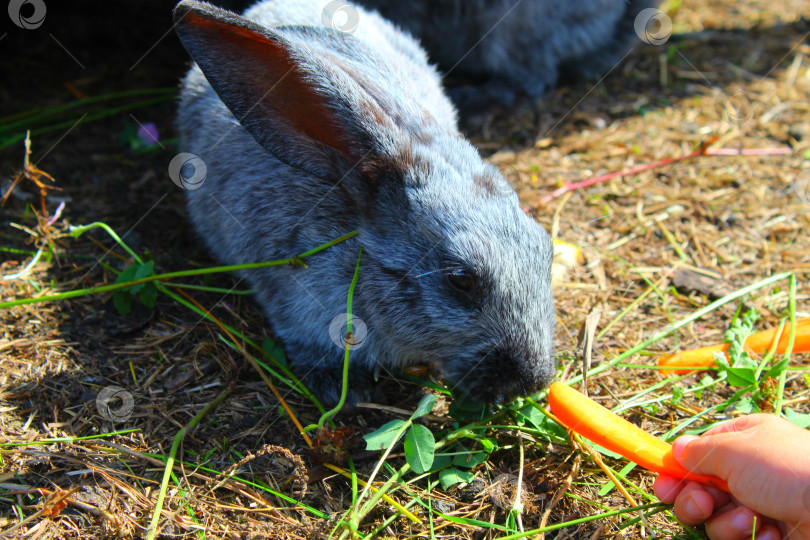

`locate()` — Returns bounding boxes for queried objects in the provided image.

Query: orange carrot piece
[548,382,729,492]
[657,343,728,377]
[657,318,810,376]
[744,317,810,354]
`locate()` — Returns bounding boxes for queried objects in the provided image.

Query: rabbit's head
[354,142,556,403]
[174,0,555,404]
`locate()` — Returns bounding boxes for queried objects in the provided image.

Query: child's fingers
[672,482,717,525]
[705,504,763,540]
[652,474,685,503]
[672,434,743,480]
[654,475,732,525]
[701,413,768,437]
[674,416,810,526]
[754,524,783,540]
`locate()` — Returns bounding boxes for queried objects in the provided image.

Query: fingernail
[756,527,779,540]
[673,435,698,461]
[731,508,755,534]
[684,493,708,521]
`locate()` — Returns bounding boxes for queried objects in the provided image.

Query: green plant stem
[337,415,498,537]
[775,273,798,416]
[349,456,359,509]
[0,247,37,256]
[0,88,176,131]
[357,461,412,521]
[0,429,139,448]
[128,451,328,519]
[316,272,795,536]
[596,285,656,341]
[511,436,525,532]
[0,230,358,309]
[563,272,792,388]
[158,284,322,411]
[350,417,490,532]
[319,246,363,428]
[610,375,685,412]
[162,282,253,294]
[493,502,666,539]
[146,386,232,540]
[355,422,412,511]
[361,498,421,540]
[664,399,730,440]
[612,375,720,414]
[0,96,177,150]
[70,222,144,264]
[616,504,673,531]
[754,319,786,381]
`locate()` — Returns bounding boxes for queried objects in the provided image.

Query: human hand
[653,414,810,540]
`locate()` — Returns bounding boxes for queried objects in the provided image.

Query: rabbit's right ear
[174,0,397,180]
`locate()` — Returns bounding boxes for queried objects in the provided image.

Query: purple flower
[137,122,160,146]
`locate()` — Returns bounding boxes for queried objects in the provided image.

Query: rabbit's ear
[174,0,395,179]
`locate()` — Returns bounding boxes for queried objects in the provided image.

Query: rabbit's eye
[446,267,476,296]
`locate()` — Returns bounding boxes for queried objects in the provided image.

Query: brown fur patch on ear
[471,169,500,196]
[390,145,417,174]
[356,99,389,128]
[358,140,427,181]
[357,153,402,187]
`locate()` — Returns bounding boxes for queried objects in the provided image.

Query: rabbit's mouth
[447,377,532,406]
[442,351,554,405]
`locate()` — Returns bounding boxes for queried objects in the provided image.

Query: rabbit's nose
[483,351,549,402]
[512,357,555,399]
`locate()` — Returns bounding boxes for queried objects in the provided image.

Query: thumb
[671,434,699,462]
[671,433,738,481]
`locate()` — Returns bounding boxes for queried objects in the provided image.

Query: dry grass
[1,0,809,538]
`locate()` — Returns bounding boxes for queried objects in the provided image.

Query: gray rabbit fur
[174,0,555,405]
[357,0,659,105]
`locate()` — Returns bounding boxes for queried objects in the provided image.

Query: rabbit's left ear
[174,0,401,180]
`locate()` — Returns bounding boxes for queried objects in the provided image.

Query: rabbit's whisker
[413,266,460,279]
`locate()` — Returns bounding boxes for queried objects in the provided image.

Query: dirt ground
[1,0,809,538]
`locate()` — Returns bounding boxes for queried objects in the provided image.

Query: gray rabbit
[174,0,555,405]
[356,0,660,106]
